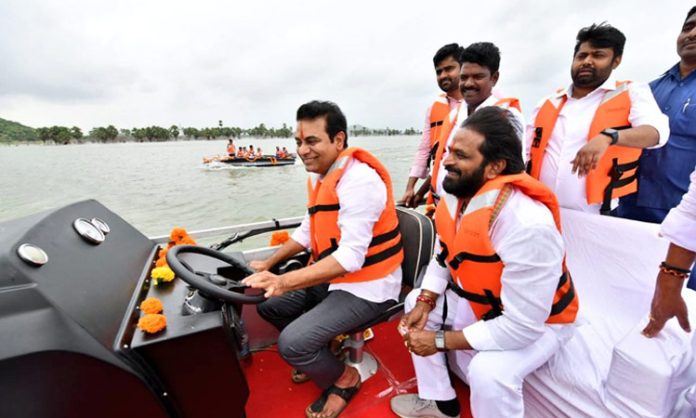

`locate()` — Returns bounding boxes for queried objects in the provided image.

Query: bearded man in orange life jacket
[390,107,578,418]
[243,100,404,418]
[526,23,669,215]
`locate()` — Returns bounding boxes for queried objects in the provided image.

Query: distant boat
[202,154,297,167]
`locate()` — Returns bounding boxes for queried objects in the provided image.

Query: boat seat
[344,206,435,382]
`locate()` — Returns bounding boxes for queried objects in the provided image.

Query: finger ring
[404,341,408,347]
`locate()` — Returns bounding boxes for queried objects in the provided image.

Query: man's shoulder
[500,188,556,230]
[339,159,384,189]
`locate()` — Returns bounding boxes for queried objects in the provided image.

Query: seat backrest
[396,207,435,288]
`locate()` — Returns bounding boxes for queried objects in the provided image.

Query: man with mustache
[526,23,669,215]
[617,7,696,223]
[401,43,465,209]
[428,42,525,208]
[390,107,577,418]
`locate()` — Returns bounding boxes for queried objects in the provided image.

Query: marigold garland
[151,266,175,285]
[140,297,163,314]
[137,313,167,333]
[270,231,290,246]
[154,227,198,268]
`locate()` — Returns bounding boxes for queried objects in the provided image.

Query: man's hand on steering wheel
[242,271,288,298]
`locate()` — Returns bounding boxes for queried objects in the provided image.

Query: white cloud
[0,0,688,131]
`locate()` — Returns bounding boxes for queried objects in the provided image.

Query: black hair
[433,43,464,66]
[574,22,626,58]
[460,42,501,74]
[461,107,525,175]
[687,6,696,22]
[296,100,348,146]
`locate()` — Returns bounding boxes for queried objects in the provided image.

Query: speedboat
[1,199,694,417]
[202,155,297,167]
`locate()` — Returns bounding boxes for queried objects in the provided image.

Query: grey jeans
[257,286,395,388]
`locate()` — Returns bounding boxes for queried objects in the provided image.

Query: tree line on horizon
[0,117,421,144]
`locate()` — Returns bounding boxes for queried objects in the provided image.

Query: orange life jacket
[307,147,404,284]
[528,81,640,212]
[429,96,522,203]
[434,173,578,323]
[227,144,236,155]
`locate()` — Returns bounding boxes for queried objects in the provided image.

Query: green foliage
[35,126,73,143]
[71,126,83,140]
[89,125,119,142]
[0,117,37,142]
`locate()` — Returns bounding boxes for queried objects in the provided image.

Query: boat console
[0,200,252,418]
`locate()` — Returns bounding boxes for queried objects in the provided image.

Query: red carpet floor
[244,319,473,417]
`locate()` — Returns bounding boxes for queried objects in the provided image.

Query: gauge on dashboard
[91,217,110,235]
[17,243,49,266]
[73,218,105,244]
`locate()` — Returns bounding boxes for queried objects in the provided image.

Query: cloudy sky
[0,0,689,132]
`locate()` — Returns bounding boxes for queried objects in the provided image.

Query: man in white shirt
[390,107,577,418]
[430,42,526,205]
[401,43,464,208]
[526,23,670,214]
[243,100,404,418]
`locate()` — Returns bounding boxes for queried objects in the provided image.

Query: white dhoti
[405,288,571,418]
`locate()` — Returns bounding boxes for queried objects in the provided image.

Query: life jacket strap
[448,251,501,270]
[446,281,503,321]
[430,120,444,128]
[550,272,576,316]
[308,204,341,215]
[362,237,403,267]
[600,157,639,215]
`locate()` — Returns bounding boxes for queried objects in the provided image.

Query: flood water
[0,136,419,246]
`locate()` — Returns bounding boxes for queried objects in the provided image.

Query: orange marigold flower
[140,297,163,314]
[137,314,167,333]
[180,236,197,245]
[158,247,169,259]
[170,227,189,243]
[155,257,168,267]
[270,231,290,246]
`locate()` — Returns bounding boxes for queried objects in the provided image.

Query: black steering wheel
[166,245,266,304]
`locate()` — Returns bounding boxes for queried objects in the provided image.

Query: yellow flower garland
[150,266,175,285]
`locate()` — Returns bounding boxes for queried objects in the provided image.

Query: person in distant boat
[411,42,526,212]
[390,107,578,418]
[243,100,403,418]
[526,23,670,215]
[400,43,464,208]
[248,145,256,158]
[281,146,290,158]
[617,7,696,223]
[275,146,282,157]
[237,146,246,158]
[643,164,696,339]
[227,139,236,157]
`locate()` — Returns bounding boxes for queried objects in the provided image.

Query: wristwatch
[600,128,620,145]
[435,330,446,351]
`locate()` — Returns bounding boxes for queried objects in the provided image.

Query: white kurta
[291,158,402,303]
[525,78,670,214]
[411,187,573,418]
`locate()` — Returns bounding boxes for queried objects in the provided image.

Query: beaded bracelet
[659,261,691,279]
[416,294,436,309]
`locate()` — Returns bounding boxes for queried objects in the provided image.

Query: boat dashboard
[0,199,277,418]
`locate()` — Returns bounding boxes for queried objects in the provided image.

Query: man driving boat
[242,100,404,418]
